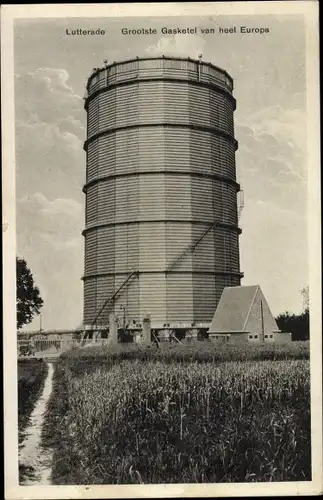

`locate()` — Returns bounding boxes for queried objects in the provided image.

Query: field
[42,342,311,484]
[18,359,48,441]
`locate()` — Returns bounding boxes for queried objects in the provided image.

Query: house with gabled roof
[208,285,291,343]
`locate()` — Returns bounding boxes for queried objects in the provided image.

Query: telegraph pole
[260,300,265,342]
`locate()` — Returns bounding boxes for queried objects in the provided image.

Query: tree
[16,257,43,330]
[301,286,309,312]
[276,287,310,341]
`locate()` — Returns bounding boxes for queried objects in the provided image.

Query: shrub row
[60,341,309,377]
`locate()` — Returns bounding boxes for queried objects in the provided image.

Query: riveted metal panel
[96,275,115,324]
[83,277,97,325]
[115,176,139,223]
[164,128,190,169]
[139,222,166,271]
[98,133,116,177]
[114,225,129,273]
[166,223,193,272]
[125,223,140,271]
[191,177,215,222]
[139,273,166,323]
[84,231,97,276]
[139,81,165,123]
[115,84,139,129]
[138,127,165,171]
[98,88,116,134]
[139,174,166,220]
[116,128,139,174]
[209,89,234,136]
[85,183,98,227]
[192,274,217,323]
[229,232,240,272]
[87,96,99,137]
[113,273,140,321]
[166,274,194,324]
[191,226,215,272]
[210,135,236,179]
[97,181,115,225]
[165,175,191,220]
[164,82,190,123]
[96,226,115,274]
[87,140,99,182]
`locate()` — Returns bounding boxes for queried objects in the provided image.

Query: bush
[60,341,309,377]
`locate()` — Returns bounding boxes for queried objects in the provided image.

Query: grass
[60,341,309,377]
[42,343,311,484]
[18,359,48,442]
[18,359,48,483]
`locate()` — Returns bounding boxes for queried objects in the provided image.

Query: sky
[14,14,308,331]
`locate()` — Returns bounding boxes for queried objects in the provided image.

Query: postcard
[2,2,321,499]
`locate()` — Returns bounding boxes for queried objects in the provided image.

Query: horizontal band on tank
[82,270,244,280]
[82,220,242,236]
[86,56,233,90]
[84,77,236,111]
[83,171,240,193]
[84,123,238,151]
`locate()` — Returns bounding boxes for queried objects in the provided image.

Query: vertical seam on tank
[136,81,139,320]
[164,87,168,324]
[113,84,117,318]
[189,82,194,324]
[96,93,99,323]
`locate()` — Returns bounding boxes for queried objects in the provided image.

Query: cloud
[19,192,82,218]
[16,193,84,330]
[145,34,206,58]
[15,68,85,140]
[240,197,308,316]
[235,103,307,199]
[249,105,306,155]
[17,193,83,251]
[15,66,86,330]
[15,68,86,201]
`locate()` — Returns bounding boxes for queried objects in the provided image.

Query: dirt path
[19,362,54,485]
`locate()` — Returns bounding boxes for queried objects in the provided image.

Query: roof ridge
[242,285,259,331]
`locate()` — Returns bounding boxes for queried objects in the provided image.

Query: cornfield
[42,354,311,484]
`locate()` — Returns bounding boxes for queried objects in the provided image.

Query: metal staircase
[166,221,219,273]
[238,190,244,221]
[88,270,139,332]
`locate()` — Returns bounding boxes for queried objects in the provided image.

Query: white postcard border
[2,2,321,499]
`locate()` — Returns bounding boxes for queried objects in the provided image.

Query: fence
[17,338,109,358]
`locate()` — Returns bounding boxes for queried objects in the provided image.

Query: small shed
[208,285,291,343]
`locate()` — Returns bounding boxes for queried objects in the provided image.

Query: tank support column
[142,315,151,345]
[109,313,118,346]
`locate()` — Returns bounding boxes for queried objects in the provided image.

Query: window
[270,335,273,338]
[254,335,258,339]
[248,335,253,339]
[264,335,268,339]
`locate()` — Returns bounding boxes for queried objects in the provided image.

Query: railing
[17,338,109,359]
